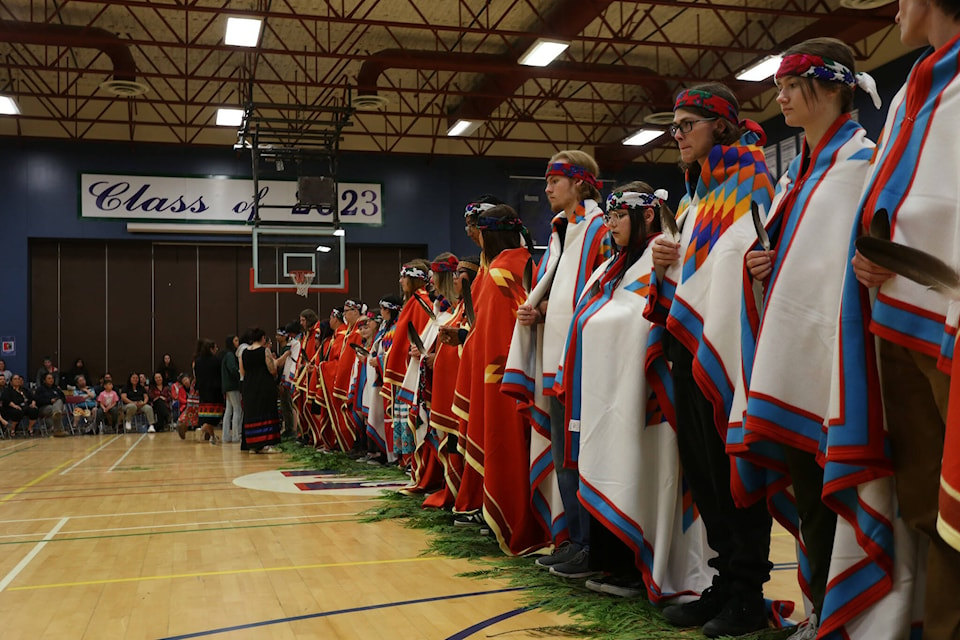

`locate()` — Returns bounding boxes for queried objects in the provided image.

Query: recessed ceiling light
[446,119,481,137]
[225,17,262,47]
[216,108,244,126]
[0,95,21,115]
[736,55,782,82]
[518,38,569,67]
[622,129,666,146]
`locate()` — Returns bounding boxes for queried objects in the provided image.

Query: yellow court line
[8,555,446,591]
[0,439,108,504]
[0,459,77,505]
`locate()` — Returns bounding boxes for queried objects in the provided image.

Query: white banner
[79,174,383,225]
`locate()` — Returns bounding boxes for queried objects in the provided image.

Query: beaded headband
[605,189,669,213]
[776,53,882,109]
[457,261,480,273]
[674,88,738,124]
[400,266,428,280]
[465,202,497,218]
[545,162,600,190]
[476,216,528,233]
[430,256,459,273]
[379,298,402,311]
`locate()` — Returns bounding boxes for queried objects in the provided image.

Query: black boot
[701,590,767,638]
[662,583,732,628]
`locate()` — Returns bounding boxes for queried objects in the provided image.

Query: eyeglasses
[603,211,629,226]
[669,117,717,137]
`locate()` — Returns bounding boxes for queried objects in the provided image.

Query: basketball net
[289,270,315,298]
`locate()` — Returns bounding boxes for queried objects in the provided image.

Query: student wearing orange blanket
[452,205,551,555]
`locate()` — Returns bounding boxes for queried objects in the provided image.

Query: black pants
[589,514,642,577]
[668,337,772,595]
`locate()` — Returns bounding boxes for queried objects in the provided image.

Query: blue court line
[157,586,526,639]
[444,607,531,640]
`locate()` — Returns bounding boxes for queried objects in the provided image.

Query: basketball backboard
[250,226,347,293]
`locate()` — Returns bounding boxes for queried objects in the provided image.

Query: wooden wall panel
[154,245,198,379]
[105,243,153,379]
[234,244,278,340]
[29,241,60,380]
[58,242,108,381]
[198,245,241,351]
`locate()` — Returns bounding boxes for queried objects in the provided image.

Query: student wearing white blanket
[728,38,884,640]
[557,181,713,602]
[649,83,776,638]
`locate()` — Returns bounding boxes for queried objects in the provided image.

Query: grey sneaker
[534,542,579,569]
[585,574,646,598]
[549,548,599,579]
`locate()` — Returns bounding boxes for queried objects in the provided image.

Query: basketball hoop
[289,270,315,298]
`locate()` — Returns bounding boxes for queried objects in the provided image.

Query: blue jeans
[223,390,243,443]
[549,395,589,549]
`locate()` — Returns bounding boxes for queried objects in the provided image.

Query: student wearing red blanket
[455,205,550,555]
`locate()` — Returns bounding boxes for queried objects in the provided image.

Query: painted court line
[0,459,75,504]
[0,510,363,540]
[9,555,447,591]
[107,433,148,472]
[156,587,526,640]
[0,441,36,452]
[444,607,530,640]
[0,498,380,525]
[59,435,123,475]
[0,517,69,593]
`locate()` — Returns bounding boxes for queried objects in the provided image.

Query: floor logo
[234,469,408,495]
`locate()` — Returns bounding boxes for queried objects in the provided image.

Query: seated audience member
[97,379,120,433]
[0,358,12,383]
[1,374,39,436]
[0,375,7,432]
[36,372,67,437]
[94,372,114,396]
[148,372,172,429]
[35,356,60,388]
[121,372,155,433]
[157,354,178,385]
[62,358,92,389]
[71,375,98,431]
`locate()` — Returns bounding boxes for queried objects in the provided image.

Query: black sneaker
[453,512,483,527]
[662,584,732,628]
[549,548,599,579]
[534,542,579,569]
[701,592,767,638]
[585,574,646,598]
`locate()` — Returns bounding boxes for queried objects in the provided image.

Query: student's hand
[746,250,776,282]
[852,250,895,288]
[517,303,540,326]
[651,236,681,268]
[438,326,459,345]
[424,353,436,369]
[409,345,422,359]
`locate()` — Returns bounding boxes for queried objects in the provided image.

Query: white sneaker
[124,421,132,432]
[147,425,156,433]
[787,614,818,640]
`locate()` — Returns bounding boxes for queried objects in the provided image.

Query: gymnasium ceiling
[0,0,908,165]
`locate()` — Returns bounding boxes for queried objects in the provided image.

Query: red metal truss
[0,0,906,160]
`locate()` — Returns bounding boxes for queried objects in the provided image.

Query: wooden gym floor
[0,432,802,639]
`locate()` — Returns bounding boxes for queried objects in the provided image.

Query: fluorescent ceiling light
[225,17,262,47]
[333,228,345,237]
[623,129,665,146]
[518,38,569,67]
[446,119,481,137]
[0,95,20,115]
[736,55,782,82]
[316,245,332,253]
[216,107,244,126]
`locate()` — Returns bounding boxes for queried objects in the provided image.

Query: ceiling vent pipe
[0,20,148,96]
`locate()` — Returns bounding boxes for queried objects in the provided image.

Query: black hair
[249,327,267,343]
[479,204,531,264]
[225,335,238,352]
[457,255,482,286]
[607,181,674,289]
[934,0,960,20]
[193,339,216,360]
[284,320,302,336]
